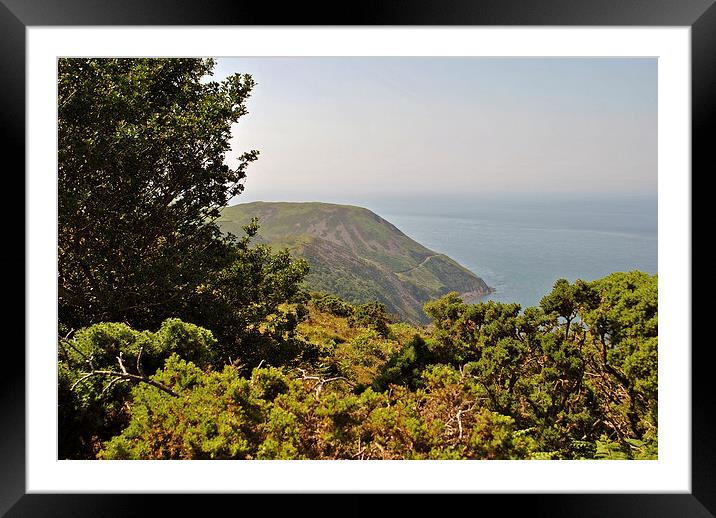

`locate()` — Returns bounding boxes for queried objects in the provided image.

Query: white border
[27,27,691,493]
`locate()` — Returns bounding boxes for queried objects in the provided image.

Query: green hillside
[217,201,492,323]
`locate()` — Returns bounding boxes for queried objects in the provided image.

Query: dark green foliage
[418,273,657,458]
[578,271,658,439]
[311,293,355,317]
[372,334,434,391]
[348,302,392,337]
[58,58,258,330]
[540,278,579,339]
[424,293,522,364]
[186,220,312,369]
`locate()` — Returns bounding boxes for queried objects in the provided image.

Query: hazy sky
[210,57,657,202]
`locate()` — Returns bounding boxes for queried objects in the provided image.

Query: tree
[58,58,258,329]
[424,294,521,364]
[186,220,312,368]
[373,334,434,391]
[579,271,658,438]
[540,278,579,340]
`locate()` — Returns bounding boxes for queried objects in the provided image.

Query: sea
[362,193,658,310]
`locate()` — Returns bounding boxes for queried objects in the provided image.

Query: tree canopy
[58,58,259,329]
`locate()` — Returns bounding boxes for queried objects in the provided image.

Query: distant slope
[217,201,492,323]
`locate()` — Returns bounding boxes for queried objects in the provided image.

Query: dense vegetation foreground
[57,58,657,460]
[60,272,657,460]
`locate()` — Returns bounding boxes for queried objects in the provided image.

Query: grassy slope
[218,201,491,323]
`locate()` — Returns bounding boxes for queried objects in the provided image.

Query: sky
[209,57,657,203]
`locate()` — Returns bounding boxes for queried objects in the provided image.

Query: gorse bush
[312,293,355,318]
[59,319,219,458]
[62,273,657,460]
[348,301,393,338]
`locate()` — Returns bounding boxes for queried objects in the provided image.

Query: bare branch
[457,409,464,440]
[294,369,354,400]
[72,370,180,397]
[136,347,145,377]
[116,352,128,375]
[353,446,367,460]
[70,372,97,392]
[101,376,129,396]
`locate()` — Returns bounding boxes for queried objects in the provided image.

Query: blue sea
[362,193,658,310]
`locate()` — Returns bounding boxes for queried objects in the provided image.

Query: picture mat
[26,26,690,492]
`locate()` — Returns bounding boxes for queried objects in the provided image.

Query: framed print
[6,0,712,515]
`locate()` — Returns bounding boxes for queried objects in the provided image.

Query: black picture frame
[5,0,710,515]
